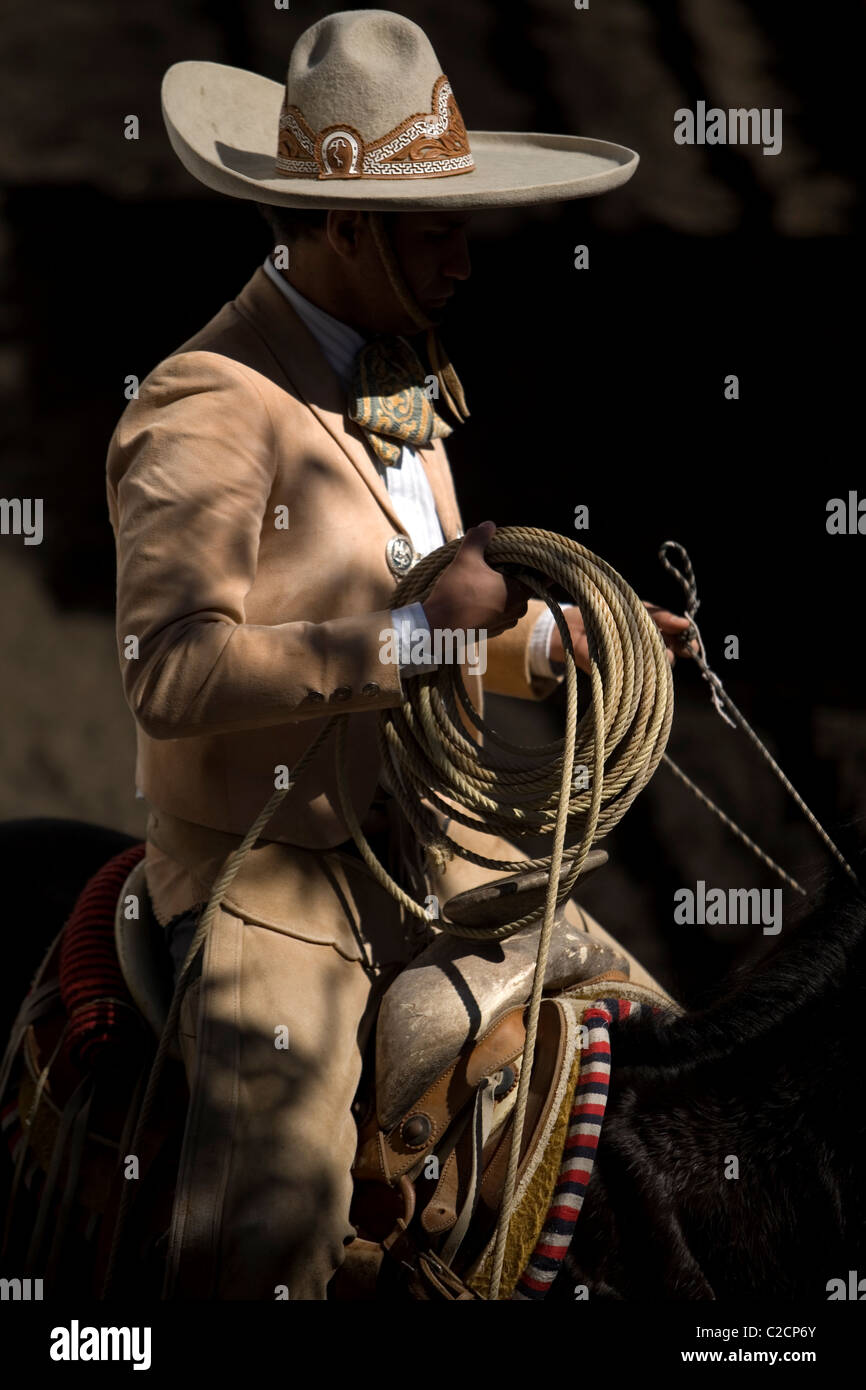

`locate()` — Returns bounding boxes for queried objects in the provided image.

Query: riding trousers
[144,792,672,1300]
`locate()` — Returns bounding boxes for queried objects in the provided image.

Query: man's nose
[444,233,471,281]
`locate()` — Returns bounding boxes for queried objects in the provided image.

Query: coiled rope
[340,527,674,939]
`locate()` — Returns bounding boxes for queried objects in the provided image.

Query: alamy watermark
[827,1270,866,1299]
[826,492,865,534]
[49,1320,151,1371]
[674,880,782,935]
[0,497,42,545]
[379,620,487,676]
[0,1276,43,1300]
[674,102,782,156]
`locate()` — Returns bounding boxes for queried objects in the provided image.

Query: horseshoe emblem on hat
[320,129,361,177]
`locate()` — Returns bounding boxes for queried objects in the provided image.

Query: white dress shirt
[262,256,569,680]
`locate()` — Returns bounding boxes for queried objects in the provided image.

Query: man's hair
[256,202,398,247]
[256,202,329,245]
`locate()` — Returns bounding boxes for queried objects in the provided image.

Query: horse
[1,816,863,1301]
[547,860,866,1301]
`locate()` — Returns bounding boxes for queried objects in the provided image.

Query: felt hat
[161,8,639,211]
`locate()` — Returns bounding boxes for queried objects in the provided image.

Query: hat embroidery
[276,74,474,180]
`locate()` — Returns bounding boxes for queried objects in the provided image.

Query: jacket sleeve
[482,599,563,701]
[106,351,405,740]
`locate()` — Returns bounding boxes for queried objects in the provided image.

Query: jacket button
[331,685,352,701]
[361,681,380,696]
[306,690,325,703]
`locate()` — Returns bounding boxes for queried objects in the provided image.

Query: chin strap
[366,210,470,425]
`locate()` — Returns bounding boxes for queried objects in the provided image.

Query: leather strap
[439,1075,498,1265]
[477,998,566,1218]
[407,1250,483,1301]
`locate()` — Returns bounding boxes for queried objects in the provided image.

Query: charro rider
[106,9,691,1299]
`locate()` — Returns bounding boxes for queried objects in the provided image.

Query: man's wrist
[529,604,573,679]
[391,602,440,677]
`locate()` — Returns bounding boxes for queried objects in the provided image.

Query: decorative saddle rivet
[386,535,416,577]
[401,1113,432,1148]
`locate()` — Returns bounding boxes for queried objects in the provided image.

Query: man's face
[388,211,472,324]
[344,210,471,335]
[317,207,472,336]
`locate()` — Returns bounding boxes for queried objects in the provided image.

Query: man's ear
[325,208,365,259]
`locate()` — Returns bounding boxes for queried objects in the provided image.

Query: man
[107,9,691,1299]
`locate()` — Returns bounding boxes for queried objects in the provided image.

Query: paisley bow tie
[348,333,468,467]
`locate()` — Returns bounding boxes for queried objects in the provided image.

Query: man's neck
[268,259,376,337]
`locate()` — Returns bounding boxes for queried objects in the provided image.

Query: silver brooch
[385,535,416,577]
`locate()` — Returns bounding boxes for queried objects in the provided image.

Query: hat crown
[287,10,444,144]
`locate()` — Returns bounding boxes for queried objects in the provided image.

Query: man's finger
[671,634,701,657]
[645,606,691,630]
[503,575,531,607]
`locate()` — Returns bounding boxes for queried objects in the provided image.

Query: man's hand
[549,601,699,673]
[422,521,531,637]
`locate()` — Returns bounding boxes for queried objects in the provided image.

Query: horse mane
[562,843,866,1299]
[611,853,866,1073]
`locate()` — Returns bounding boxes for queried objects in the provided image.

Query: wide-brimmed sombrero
[161,8,639,212]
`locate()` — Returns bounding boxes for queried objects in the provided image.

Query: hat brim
[162,61,639,211]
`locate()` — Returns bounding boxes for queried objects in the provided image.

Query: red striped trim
[513,997,653,1301]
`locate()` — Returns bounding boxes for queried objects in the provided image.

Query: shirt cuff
[528,603,574,679]
[391,602,440,677]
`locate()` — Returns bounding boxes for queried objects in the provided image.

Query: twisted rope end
[424,840,455,874]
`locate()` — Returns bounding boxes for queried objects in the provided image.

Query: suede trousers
[144,793,672,1301]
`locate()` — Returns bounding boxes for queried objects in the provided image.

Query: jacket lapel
[417,437,464,543]
[232,267,463,545]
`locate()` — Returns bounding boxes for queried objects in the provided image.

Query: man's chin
[421,300,449,325]
[398,301,449,337]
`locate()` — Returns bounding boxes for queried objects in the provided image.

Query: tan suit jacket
[106,266,560,850]
[105,271,672,1301]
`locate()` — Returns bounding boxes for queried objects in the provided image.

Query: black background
[0,0,863,1000]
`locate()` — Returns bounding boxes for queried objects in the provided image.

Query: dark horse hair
[552,854,866,1300]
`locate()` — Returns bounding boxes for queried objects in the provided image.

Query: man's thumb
[460,520,497,552]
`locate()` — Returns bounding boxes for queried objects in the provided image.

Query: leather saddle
[337,849,640,1299]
